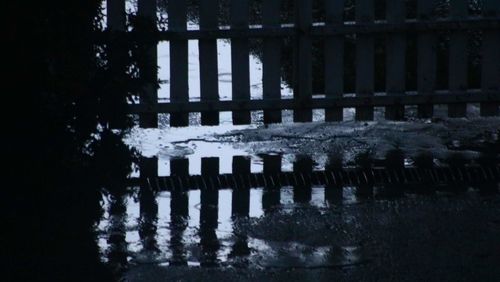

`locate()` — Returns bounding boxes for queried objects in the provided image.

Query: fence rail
[106,0,500,127]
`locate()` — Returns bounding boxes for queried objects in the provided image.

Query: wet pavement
[118,187,500,281]
[98,116,500,281]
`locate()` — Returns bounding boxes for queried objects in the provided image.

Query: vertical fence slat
[263,0,282,124]
[138,0,158,128]
[448,0,468,118]
[355,0,375,121]
[107,0,126,127]
[263,155,281,213]
[325,0,345,122]
[170,157,189,264]
[169,0,189,127]
[386,0,406,120]
[231,0,251,125]
[200,157,219,266]
[293,156,312,203]
[107,0,125,31]
[170,158,189,216]
[200,0,220,125]
[417,0,436,118]
[294,0,313,123]
[481,0,500,116]
[232,156,251,217]
[139,156,159,251]
[325,155,343,205]
[140,156,158,179]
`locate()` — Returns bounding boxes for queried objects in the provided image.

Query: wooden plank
[481,0,500,116]
[170,158,190,230]
[169,0,189,126]
[107,0,126,128]
[107,0,125,31]
[199,0,220,125]
[97,18,500,42]
[129,91,500,113]
[231,0,251,124]
[355,0,375,121]
[262,155,281,213]
[448,0,468,118]
[199,157,219,266]
[385,0,406,120]
[140,156,158,178]
[417,0,437,118]
[293,156,313,203]
[231,156,250,217]
[324,0,345,121]
[263,0,282,124]
[293,0,313,122]
[138,0,158,128]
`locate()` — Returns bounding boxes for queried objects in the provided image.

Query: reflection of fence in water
[102,154,499,268]
[136,155,500,191]
[106,0,500,128]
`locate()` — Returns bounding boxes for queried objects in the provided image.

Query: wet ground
[120,187,500,282]
[94,115,500,281]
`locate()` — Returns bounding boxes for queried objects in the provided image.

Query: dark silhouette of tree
[5,1,143,281]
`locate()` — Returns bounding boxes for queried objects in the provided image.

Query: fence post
[169,0,189,127]
[448,0,468,118]
[230,0,251,125]
[386,0,406,120]
[325,0,345,122]
[355,0,375,121]
[200,0,220,125]
[138,0,158,128]
[481,0,500,117]
[294,0,313,123]
[263,0,283,124]
[417,0,437,118]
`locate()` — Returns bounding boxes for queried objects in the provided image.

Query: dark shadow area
[5,1,146,281]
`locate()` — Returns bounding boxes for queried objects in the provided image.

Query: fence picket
[169,0,189,126]
[138,0,158,128]
[448,0,468,118]
[263,0,282,124]
[170,159,191,265]
[200,157,219,265]
[325,0,345,122]
[107,0,125,31]
[355,0,375,121]
[417,0,437,118]
[263,155,281,212]
[200,0,220,125]
[231,0,251,124]
[293,156,313,203]
[386,0,406,120]
[232,156,251,216]
[294,0,313,122]
[481,0,500,116]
